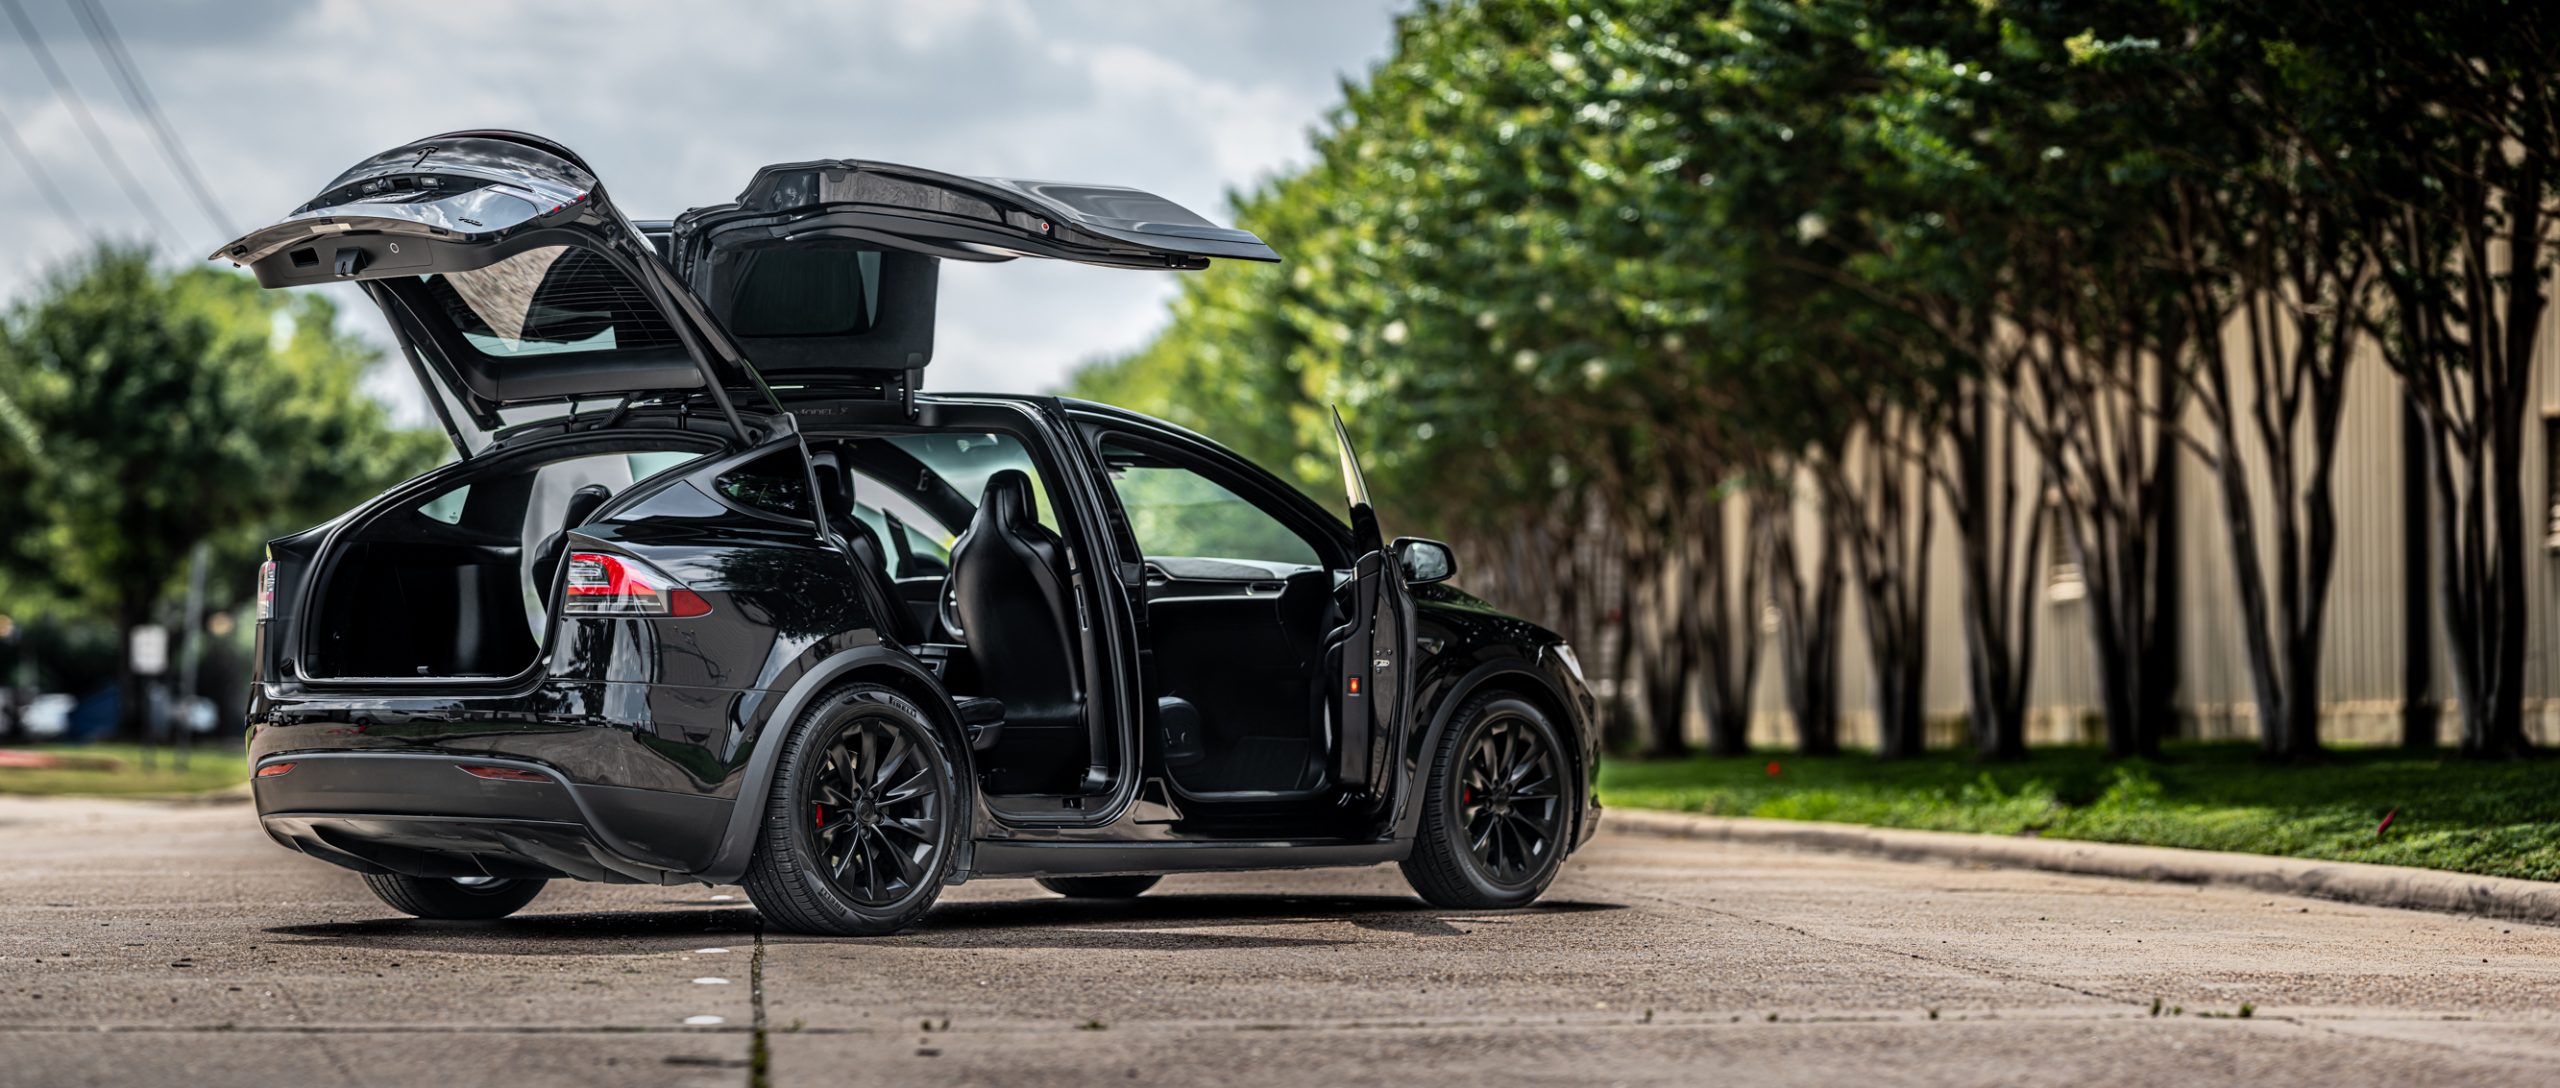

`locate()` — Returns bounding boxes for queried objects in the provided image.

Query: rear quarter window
[715,451,813,521]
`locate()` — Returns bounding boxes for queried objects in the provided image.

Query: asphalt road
[3,794,2557,1088]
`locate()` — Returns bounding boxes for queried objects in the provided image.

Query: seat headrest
[812,466,849,515]
[562,483,612,529]
[980,469,1035,530]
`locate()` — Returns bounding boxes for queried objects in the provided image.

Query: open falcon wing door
[209,130,761,456]
[669,159,1278,410]
[1325,409,1410,794]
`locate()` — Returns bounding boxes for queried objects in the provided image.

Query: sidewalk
[1608,808,2560,925]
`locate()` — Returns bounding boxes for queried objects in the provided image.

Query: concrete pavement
[3,794,2556,1087]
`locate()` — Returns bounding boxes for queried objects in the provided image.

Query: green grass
[1599,743,2560,882]
[0,743,249,797]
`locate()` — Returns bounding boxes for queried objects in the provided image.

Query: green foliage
[0,244,445,626]
[1600,744,2560,880]
[1075,0,2560,759]
[0,743,247,797]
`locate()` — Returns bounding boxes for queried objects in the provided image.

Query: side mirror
[1393,537,1457,585]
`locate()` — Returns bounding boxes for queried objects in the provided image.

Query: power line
[65,0,234,237]
[0,101,85,232]
[0,0,174,239]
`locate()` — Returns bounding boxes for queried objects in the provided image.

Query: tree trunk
[1632,536,1694,759]
[1946,380,2041,762]
[2398,397,2439,748]
[1693,490,1761,757]
[1762,473,1842,756]
[1833,417,1934,759]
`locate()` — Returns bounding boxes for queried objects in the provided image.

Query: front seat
[947,469,1104,792]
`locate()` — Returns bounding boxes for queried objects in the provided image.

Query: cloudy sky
[0,0,1405,422]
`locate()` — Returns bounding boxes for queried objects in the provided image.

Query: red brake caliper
[813,804,825,828]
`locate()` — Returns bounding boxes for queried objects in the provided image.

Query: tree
[0,244,445,732]
[2272,6,2560,758]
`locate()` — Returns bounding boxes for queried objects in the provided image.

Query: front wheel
[1399,692,1576,909]
[361,873,546,920]
[1036,875,1161,899]
[742,684,961,936]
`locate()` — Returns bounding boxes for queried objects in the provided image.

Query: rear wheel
[1035,875,1161,899]
[742,684,960,937]
[1400,692,1575,909]
[360,873,546,920]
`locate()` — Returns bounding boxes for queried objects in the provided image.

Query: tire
[741,684,962,937]
[1399,691,1577,909]
[1035,874,1161,899]
[360,873,546,920]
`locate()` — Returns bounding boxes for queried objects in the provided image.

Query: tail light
[562,552,712,617]
[256,762,296,778]
[257,561,276,620]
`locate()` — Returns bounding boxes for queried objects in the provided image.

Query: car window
[877,432,1060,533]
[845,501,952,577]
[418,485,470,524]
[1097,436,1320,569]
[423,245,681,358]
[714,450,813,521]
[729,247,884,337]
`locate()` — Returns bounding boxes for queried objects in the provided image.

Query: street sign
[129,625,169,677]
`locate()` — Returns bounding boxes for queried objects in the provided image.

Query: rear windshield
[424,245,681,357]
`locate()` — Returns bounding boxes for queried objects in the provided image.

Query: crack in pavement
[3,1007,2550,1038]
[272,980,368,1088]
[748,917,770,1088]
[1593,876,2154,1010]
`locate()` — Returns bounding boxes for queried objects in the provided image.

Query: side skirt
[970,839,1407,880]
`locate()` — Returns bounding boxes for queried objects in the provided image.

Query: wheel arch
[695,645,978,885]
[1393,658,1587,845]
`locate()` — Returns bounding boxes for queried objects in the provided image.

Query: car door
[1327,412,1412,793]
[210,130,763,457]
[668,158,1278,388]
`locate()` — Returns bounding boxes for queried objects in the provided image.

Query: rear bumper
[253,752,730,885]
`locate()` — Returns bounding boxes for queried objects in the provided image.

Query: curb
[1606,808,2560,926]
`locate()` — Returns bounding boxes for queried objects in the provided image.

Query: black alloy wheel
[1456,713,1567,882]
[1400,691,1576,909]
[743,684,960,936]
[810,715,945,905]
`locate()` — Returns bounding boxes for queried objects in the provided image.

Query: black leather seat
[948,469,1104,792]
[813,470,923,646]
[533,483,613,614]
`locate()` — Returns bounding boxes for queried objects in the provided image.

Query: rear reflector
[457,764,548,783]
[255,762,296,778]
[561,552,712,617]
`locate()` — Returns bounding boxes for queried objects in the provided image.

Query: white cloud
[0,0,1403,425]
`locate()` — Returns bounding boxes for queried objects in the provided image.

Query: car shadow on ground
[263,906,766,954]
[882,893,1623,947]
[260,895,1624,954]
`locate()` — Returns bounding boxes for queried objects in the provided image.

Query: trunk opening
[297,440,717,681]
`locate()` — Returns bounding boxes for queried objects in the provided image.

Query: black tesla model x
[218,131,1598,936]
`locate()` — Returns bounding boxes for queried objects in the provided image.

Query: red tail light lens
[458,764,548,782]
[256,762,296,778]
[257,561,277,621]
[562,552,711,617]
